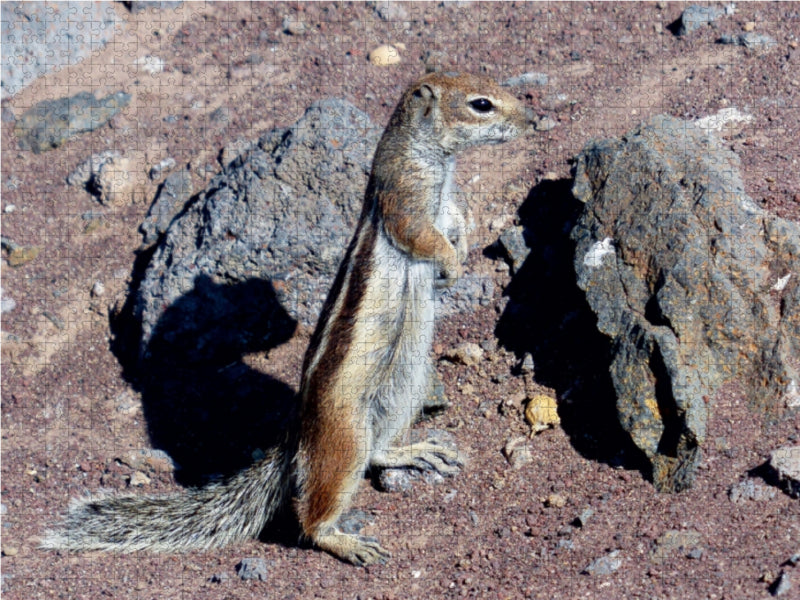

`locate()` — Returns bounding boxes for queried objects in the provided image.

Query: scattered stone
[520,353,535,374]
[14,91,131,153]
[3,241,40,268]
[371,1,408,21]
[525,394,560,435]
[503,436,533,469]
[423,50,448,73]
[695,107,754,133]
[769,446,800,498]
[136,55,165,75]
[209,572,229,584]
[534,116,558,132]
[378,468,414,493]
[545,493,567,508]
[770,571,792,597]
[743,21,756,32]
[236,557,268,582]
[497,225,529,274]
[0,288,16,314]
[443,342,484,366]
[128,471,151,487]
[2,547,18,557]
[583,550,622,575]
[571,114,800,492]
[149,157,177,180]
[572,507,594,528]
[503,72,549,87]
[281,16,306,36]
[369,44,401,66]
[728,478,778,503]
[1,2,121,99]
[91,281,106,298]
[68,151,119,188]
[337,509,375,536]
[67,150,133,205]
[118,448,175,473]
[718,32,778,51]
[0,504,6,516]
[92,154,134,205]
[140,170,194,246]
[125,1,183,13]
[786,552,800,566]
[4,204,15,213]
[651,530,703,563]
[677,5,723,36]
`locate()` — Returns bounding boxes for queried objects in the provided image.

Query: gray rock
[125,1,183,13]
[718,32,778,51]
[15,91,131,153]
[497,225,529,274]
[149,157,177,181]
[650,530,703,563]
[1,2,120,99]
[571,114,800,492]
[137,98,491,351]
[769,446,800,498]
[0,287,16,314]
[140,170,193,246]
[235,557,268,582]
[573,507,594,528]
[503,72,549,87]
[728,478,778,503]
[209,572,229,584]
[678,5,723,36]
[583,550,622,575]
[770,571,792,597]
[370,1,408,21]
[337,509,373,535]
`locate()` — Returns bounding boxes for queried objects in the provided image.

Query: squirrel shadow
[110,250,298,488]
[493,178,648,472]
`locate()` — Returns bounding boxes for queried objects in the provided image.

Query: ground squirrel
[43,71,533,565]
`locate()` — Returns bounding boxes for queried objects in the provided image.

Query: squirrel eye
[469,98,494,113]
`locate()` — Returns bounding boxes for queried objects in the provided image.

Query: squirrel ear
[412,84,436,123]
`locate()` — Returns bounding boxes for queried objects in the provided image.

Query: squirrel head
[396,71,534,154]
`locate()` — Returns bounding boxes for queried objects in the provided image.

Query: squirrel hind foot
[314,528,391,566]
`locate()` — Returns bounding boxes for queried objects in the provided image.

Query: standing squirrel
[43,71,533,565]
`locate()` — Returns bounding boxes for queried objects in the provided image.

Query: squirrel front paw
[434,249,461,288]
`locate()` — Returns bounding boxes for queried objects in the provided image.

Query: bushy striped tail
[42,446,290,553]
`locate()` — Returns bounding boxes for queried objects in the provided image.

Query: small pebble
[91,281,105,297]
[369,44,401,66]
[128,471,151,487]
[236,557,268,581]
[545,493,567,508]
[443,342,484,366]
[583,550,622,576]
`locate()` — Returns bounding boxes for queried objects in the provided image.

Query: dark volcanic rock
[570,114,800,492]
[137,98,380,348]
[14,91,131,153]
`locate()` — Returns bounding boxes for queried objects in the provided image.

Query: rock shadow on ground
[493,178,649,474]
